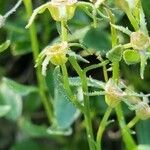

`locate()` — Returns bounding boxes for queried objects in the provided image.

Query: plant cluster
[0,0,150,150]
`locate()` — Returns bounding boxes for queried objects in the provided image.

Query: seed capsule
[130,31,150,50]
[48,0,77,21]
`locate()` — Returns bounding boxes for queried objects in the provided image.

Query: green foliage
[106,45,123,62]
[0,77,38,120]
[82,27,111,52]
[53,67,80,130]
[0,40,10,53]
[0,105,10,117]
[0,0,150,150]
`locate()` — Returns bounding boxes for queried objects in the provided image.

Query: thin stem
[69,57,96,150]
[84,60,109,73]
[127,116,139,129]
[23,0,53,124]
[92,7,97,28]
[4,0,23,18]
[126,11,139,31]
[96,54,109,82]
[112,62,119,81]
[115,105,137,150]
[61,64,84,111]
[61,20,67,41]
[108,7,137,150]
[61,64,72,96]
[96,107,112,150]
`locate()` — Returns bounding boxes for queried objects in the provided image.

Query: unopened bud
[136,102,150,120]
[48,0,77,21]
[130,31,150,50]
[46,42,68,65]
[105,79,124,107]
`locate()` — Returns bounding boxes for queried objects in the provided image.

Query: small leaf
[53,67,80,129]
[11,139,41,150]
[68,51,89,63]
[123,49,140,65]
[0,40,10,53]
[0,78,37,120]
[2,77,38,96]
[0,81,22,120]
[18,118,50,138]
[25,2,50,28]
[47,126,72,136]
[106,45,123,62]
[110,23,132,35]
[137,145,150,150]
[82,27,111,52]
[69,77,105,89]
[136,120,150,145]
[0,105,11,117]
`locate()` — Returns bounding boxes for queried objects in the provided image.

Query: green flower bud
[136,102,150,120]
[105,79,123,107]
[46,42,68,65]
[37,42,68,76]
[130,31,150,50]
[48,0,77,21]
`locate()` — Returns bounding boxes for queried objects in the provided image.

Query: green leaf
[115,0,130,12]
[5,11,31,56]
[0,105,11,117]
[0,81,22,120]
[18,118,50,138]
[0,78,37,120]
[68,51,89,63]
[106,45,123,62]
[137,145,150,150]
[123,49,141,65]
[0,40,10,53]
[68,26,90,42]
[53,67,80,130]
[110,23,132,35]
[11,139,41,150]
[69,77,105,89]
[47,126,72,136]
[82,27,111,52]
[23,93,41,113]
[25,2,50,29]
[2,77,38,96]
[136,120,150,145]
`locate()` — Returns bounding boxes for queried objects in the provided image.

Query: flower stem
[61,15,95,150]
[61,20,67,41]
[61,64,84,111]
[96,107,112,150]
[115,104,137,150]
[23,0,53,124]
[109,7,137,150]
[127,116,139,129]
[69,57,96,150]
